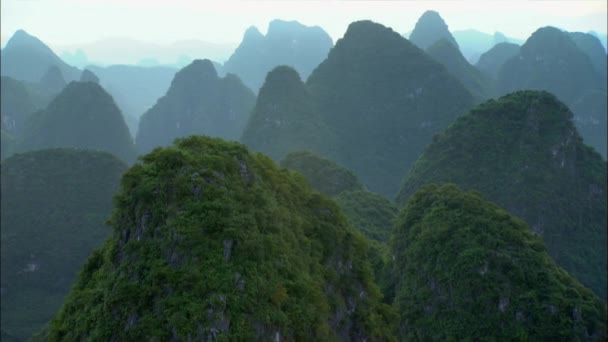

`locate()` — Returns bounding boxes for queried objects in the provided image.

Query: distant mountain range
[54,38,236,67]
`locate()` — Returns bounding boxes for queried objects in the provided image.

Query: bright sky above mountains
[2,0,607,48]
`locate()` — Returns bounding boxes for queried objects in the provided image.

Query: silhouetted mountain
[567,31,607,76]
[409,10,458,50]
[475,42,520,79]
[42,136,396,341]
[397,91,607,299]
[280,150,364,197]
[307,20,473,196]
[223,20,333,92]
[1,149,127,341]
[241,66,335,161]
[79,69,99,83]
[15,82,137,163]
[1,76,56,160]
[136,59,255,154]
[453,29,524,63]
[392,184,606,340]
[39,65,67,94]
[0,30,80,82]
[86,64,178,136]
[497,26,606,157]
[426,38,492,102]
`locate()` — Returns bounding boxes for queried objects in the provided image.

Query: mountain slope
[241,66,335,162]
[136,59,255,154]
[15,81,137,163]
[1,149,127,341]
[397,91,607,299]
[0,30,80,82]
[223,20,333,92]
[43,136,397,341]
[392,184,606,340]
[408,10,459,50]
[475,42,521,80]
[496,26,606,157]
[307,20,473,197]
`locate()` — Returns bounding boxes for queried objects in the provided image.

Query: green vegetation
[1,149,127,341]
[307,20,473,197]
[241,67,336,162]
[45,136,396,341]
[392,184,606,340]
[335,191,397,243]
[497,26,607,157]
[280,150,363,197]
[136,59,255,154]
[397,90,607,299]
[15,81,137,163]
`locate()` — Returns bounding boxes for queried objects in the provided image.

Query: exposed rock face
[392,184,607,341]
[136,59,255,154]
[44,136,396,341]
[397,91,607,299]
[223,20,333,92]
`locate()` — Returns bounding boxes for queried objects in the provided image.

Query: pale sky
[1,0,607,48]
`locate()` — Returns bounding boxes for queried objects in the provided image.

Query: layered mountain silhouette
[397,91,607,299]
[241,66,335,161]
[136,59,255,154]
[426,38,492,102]
[223,20,333,92]
[408,10,459,50]
[79,69,100,83]
[1,149,127,341]
[15,81,137,163]
[392,184,606,340]
[87,64,178,136]
[567,31,608,77]
[496,26,607,157]
[475,42,521,80]
[307,20,473,197]
[0,30,80,82]
[1,76,58,159]
[452,29,524,63]
[42,136,396,341]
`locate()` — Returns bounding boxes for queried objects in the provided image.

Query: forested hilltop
[2,7,606,341]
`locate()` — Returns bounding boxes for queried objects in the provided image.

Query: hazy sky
[2,0,607,48]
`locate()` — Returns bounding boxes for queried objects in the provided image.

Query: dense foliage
[1,149,127,340]
[408,10,459,50]
[15,81,137,163]
[335,191,397,243]
[392,184,606,340]
[497,26,607,157]
[307,20,473,197]
[475,42,521,80]
[45,136,397,341]
[426,38,492,103]
[223,20,333,92]
[397,91,607,299]
[241,67,336,162]
[279,151,363,197]
[136,59,255,154]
